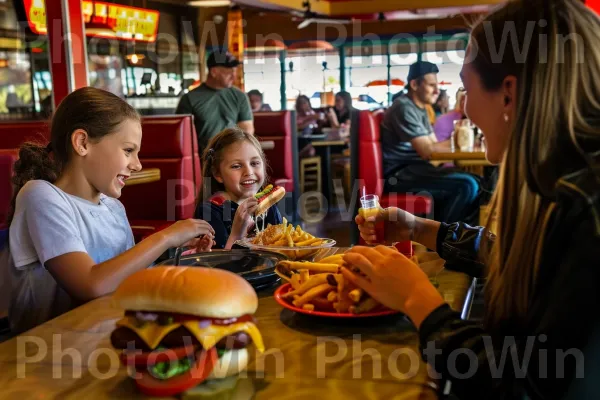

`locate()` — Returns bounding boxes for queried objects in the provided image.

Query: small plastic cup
[358,194,383,244]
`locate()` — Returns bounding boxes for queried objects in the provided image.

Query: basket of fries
[236,218,336,261]
[272,254,398,317]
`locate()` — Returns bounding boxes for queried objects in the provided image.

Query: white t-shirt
[4,180,134,333]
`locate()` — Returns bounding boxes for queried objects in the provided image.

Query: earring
[503,113,509,122]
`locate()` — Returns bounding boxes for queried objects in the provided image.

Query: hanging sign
[23,0,160,42]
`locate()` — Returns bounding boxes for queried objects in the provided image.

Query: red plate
[274,283,400,318]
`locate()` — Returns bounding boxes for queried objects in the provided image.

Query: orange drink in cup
[358,194,385,244]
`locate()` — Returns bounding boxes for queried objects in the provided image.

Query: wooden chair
[300,156,322,193]
[299,156,322,214]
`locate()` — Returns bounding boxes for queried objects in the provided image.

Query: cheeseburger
[110,267,264,397]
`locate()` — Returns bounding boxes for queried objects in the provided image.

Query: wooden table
[430,147,488,163]
[430,148,492,176]
[125,168,161,186]
[0,249,472,399]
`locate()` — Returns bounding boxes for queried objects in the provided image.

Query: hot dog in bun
[254,184,285,216]
[110,267,264,397]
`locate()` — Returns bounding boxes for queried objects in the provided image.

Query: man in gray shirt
[381,61,481,223]
[176,51,254,153]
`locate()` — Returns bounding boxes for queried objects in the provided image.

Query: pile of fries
[275,254,388,314]
[250,218,330,260]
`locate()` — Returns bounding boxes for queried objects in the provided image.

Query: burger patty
[110,326,251,351]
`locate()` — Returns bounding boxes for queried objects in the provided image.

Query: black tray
[156,249,286,290]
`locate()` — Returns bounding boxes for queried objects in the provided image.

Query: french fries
[249,218,329,260]
[277,252,389,315]
[281,274,330,299]
[292,283,334,307]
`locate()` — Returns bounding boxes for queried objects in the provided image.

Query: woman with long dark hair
[346,1,600,398]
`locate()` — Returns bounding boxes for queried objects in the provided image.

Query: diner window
[0,51,35,119]
[181,18,199,95]
[284,52,340,110]
[156,41,182,96]
[125,67,157,96]
[389,38,419,103]
[344,44,388,110]
[243,53,282,111]
[182,52,200,95]
[88,54,125,98]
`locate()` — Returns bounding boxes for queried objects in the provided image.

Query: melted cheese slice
[115,317,265,353]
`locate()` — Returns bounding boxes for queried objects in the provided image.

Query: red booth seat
[0,121,50,149]
[353,110,433,246]
[118,115,201,242]
[253,111,295,192]
[0,149,18,229]
[253,111,300,221]
[0,116,201,242]
[357,109,432,215]
[0,121,50,229]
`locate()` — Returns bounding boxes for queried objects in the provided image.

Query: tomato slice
[135,348,217,397]
[120,344,197,368]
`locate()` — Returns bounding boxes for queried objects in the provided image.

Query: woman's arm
[418,209,600,399]
[327,108,340,128]
[412,218,489,279]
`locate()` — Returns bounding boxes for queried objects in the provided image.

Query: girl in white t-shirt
[4,87,215,334]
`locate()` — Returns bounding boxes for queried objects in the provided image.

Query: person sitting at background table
[247,89,272,112]
[432,89,449,117]
[176,51,254,154]
[434,88,467,142]
[330,91,353,127]
[381,61,481,224]
[322,91,354,141]
[295,94,325,158]
[1,87,215,335]
[295,94,324,135]
[346,1,600,398]
[195,127,282,250]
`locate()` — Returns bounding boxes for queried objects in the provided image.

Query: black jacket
[420,167,600,400]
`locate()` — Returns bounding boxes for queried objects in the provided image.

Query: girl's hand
[162,219,215,248]
[341,246,444,326]
[231,197,258,240]
[182,234,215,253]
[355,207,416,245]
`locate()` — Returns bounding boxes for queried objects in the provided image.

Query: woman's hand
[161,219,215,249]
[356,207,416,245]
[341,246,444,328]
[231,197,258,240]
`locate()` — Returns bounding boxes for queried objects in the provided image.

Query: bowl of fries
[236,218,336,261]
[272,254,399,317]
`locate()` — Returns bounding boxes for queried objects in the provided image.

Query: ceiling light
[188,0,231,7]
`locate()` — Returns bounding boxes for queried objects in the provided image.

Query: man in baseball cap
[176,50,254,152]
[380,60,481,224]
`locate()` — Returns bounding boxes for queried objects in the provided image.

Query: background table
[430,148,487,162]
[0,249,472,399]
[125,168,161,186]
[311,140,348,208]
[430,148,492,176]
